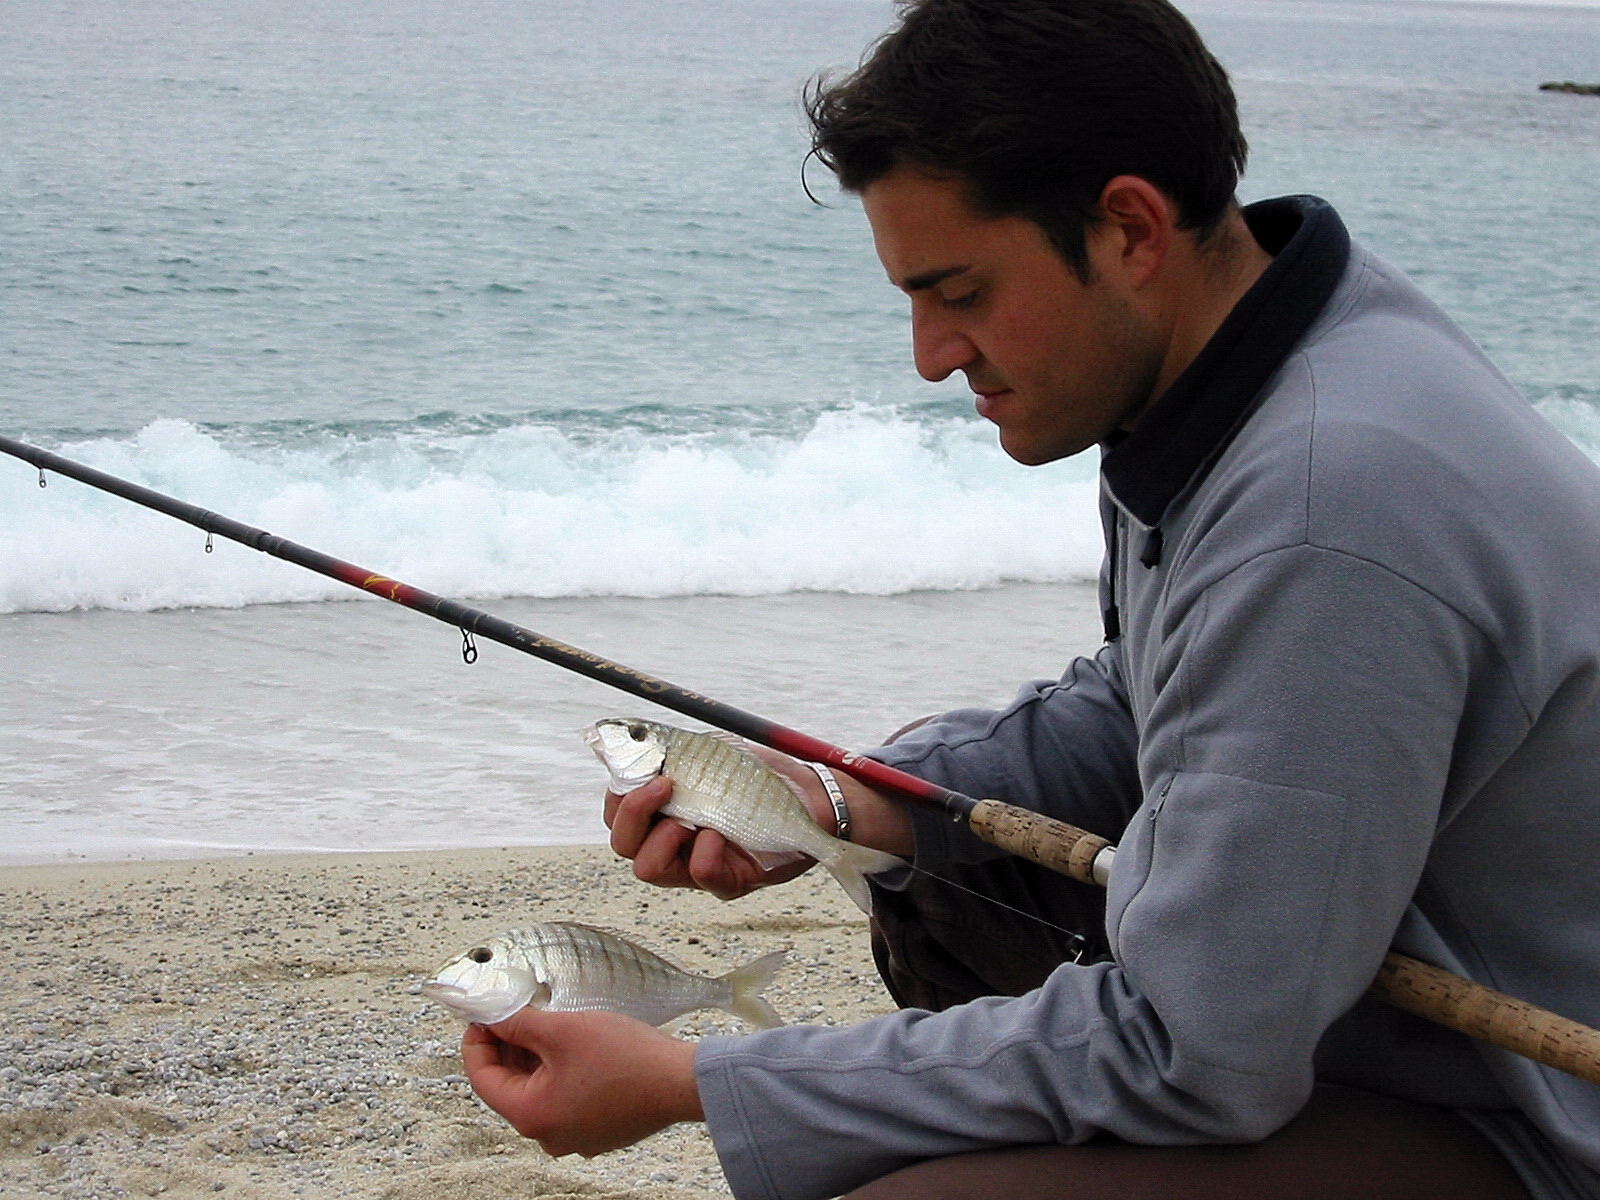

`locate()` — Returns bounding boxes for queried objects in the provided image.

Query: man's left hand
[462,1007,704,1157]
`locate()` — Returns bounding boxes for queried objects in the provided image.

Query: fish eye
[468,947,494,964]
[628,723,648,741]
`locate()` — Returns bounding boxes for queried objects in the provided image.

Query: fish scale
[523,922,729,1025]
[661,725,823,856]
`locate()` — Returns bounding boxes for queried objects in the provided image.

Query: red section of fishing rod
[0,434,978,823]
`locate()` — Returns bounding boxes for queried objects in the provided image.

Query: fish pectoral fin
[775,770,821,816]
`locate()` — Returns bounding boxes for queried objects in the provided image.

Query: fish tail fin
[720,949,788,1030]
[822,842,905,915]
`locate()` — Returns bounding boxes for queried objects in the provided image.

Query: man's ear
[1092,175,1175,289]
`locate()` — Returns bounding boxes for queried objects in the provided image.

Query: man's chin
[997,429,1092,467]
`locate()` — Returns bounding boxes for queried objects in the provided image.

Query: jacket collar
[1100,195,1351,530]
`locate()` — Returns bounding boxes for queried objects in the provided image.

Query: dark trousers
[856,856,1531,1200]
[869,853,1109,1011]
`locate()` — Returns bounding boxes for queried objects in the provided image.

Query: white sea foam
[9,394,1599,616]
[0,411,1106,614]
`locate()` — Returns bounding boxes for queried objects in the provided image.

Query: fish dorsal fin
[706,730,749,749]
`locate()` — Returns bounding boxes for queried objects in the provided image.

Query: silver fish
[421,920,786,1029]
[584,717,902,914]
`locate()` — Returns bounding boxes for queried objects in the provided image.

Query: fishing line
[715,736,1092,953]
[899,861,1095,962]
[794,736,1093,953]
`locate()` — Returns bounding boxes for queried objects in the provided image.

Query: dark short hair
[806,0,1248,277]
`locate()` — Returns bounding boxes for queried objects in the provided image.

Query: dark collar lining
[1101,195,1351,530]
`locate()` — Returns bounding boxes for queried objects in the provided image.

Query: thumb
[482,1004,562,1051]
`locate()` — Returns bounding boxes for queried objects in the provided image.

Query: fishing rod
[6,432,1599,1089]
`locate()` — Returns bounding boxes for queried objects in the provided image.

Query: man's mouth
[974,388,1011,421]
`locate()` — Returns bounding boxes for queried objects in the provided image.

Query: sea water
[3,0,1597,863]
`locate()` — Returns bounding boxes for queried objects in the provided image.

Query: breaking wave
[0,408,1107,614]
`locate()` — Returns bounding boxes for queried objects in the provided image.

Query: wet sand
[3,582,1106,866]
[0,844,893,1199]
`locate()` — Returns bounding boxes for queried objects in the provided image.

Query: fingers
[605,776,673,846]
[606,778,696,887]
[631,819,699,887]
[686,827,755,900]
[463,1017,587,1155]
[601,764,812,899]
[462,1022,543,1138]
[461,1010,699,1159]
[605,777,745,893]
[464,1020,538,1076]
[482,1005,549,1050]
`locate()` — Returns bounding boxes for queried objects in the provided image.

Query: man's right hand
[603,775,816,901]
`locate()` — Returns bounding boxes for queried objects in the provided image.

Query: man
[462,2,1600,1197]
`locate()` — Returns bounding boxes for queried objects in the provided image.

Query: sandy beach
[0,844,894,1199]
[0,585,1107,1200]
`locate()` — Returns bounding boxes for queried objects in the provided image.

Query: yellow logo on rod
[362,574,405,601]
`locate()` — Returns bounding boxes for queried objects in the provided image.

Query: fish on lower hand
[421,920,787,1029]
[584,716,903,914]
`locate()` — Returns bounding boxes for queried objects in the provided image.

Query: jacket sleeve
[696,542,1482,1200]
[867,641,1145,867]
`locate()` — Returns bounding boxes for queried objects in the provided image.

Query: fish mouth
[421,967,539,1025]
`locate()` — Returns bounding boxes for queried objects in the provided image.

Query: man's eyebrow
[899,265,972,293]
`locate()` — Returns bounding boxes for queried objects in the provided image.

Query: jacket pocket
[1105,775,1172,959]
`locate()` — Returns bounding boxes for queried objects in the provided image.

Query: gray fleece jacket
[694,197,1600,1200]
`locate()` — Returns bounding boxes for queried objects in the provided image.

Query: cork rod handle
[1374,952,1600,1086]
[967,797,1117,886]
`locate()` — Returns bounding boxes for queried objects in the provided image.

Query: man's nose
[912,311,977,383]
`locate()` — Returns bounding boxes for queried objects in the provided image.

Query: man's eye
[944,290,980,310]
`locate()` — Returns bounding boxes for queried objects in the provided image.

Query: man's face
[862,168,1164,466]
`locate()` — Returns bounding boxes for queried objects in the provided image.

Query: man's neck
[1151,207,1275,399]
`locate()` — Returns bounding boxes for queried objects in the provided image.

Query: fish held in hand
[422,920,786,1029]
[585,717,903,914]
